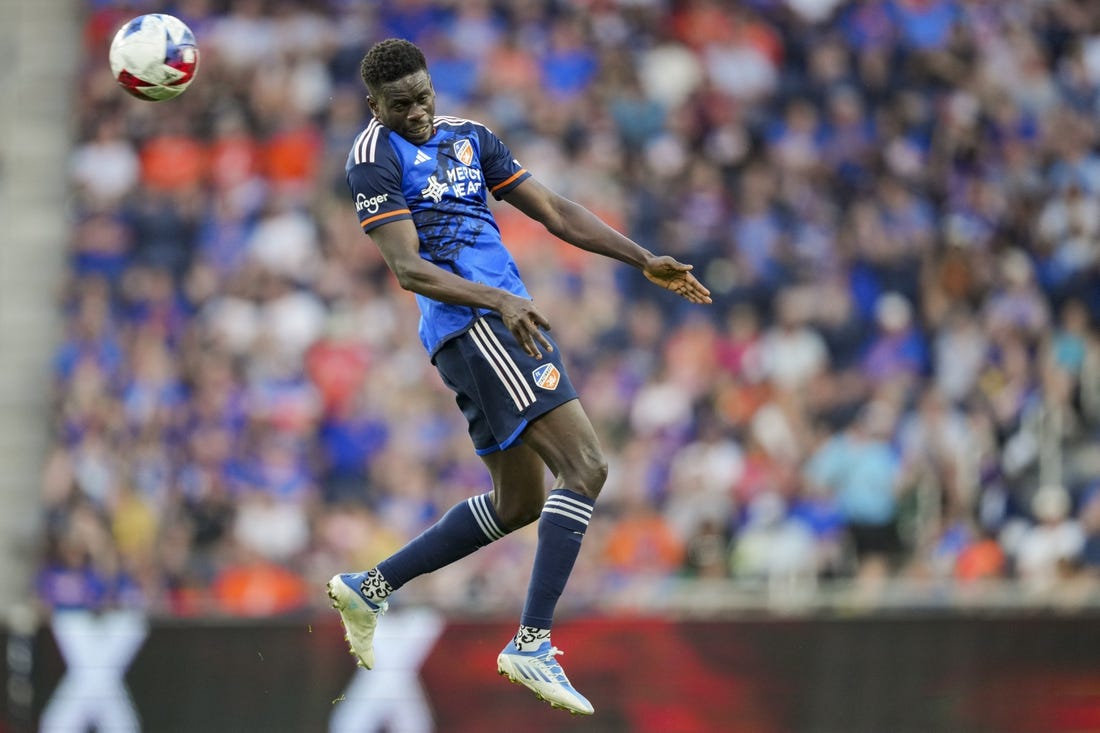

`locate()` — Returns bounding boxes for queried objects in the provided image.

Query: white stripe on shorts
[468,318,536,410]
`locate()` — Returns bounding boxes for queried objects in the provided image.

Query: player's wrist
[486,289,515,313]
[636,250,658,270]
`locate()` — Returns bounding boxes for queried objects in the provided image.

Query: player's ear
[366,95,378,117]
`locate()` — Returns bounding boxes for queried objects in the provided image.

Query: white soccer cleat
[327,573,388,670]
[496,639,595,715]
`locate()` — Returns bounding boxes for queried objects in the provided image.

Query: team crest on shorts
[532,363,560,390]
[453,139,474,165]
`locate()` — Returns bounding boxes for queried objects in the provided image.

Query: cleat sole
[497,648,594,716]
[497,668,590,715]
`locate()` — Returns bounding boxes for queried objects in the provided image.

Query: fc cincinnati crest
[453,139,474,165]
[532,363,560,390]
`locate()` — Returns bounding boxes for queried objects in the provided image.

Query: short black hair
[360,38,428,96]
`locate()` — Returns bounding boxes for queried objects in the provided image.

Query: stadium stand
[36,0,1100,619]
[0,0,77,617]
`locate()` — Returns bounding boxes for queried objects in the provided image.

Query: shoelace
[533,646,569,684]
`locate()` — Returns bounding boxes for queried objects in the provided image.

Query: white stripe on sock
[546,494,593,516]
[542,506,591,527]
[467,497,496,539]
[468,494,505,540]
[477,494,506,538]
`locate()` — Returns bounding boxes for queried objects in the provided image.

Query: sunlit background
[3,1,1100,731]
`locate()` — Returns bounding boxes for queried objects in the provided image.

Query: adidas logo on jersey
[414,149,431,165]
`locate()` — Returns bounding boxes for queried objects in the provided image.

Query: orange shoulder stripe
[490,169,528,194]
[360,209,412,228]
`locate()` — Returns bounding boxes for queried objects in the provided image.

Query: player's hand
[499,295,554,359]
[642,256,713,304]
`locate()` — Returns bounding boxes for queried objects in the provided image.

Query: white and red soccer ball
[109,13,199,102]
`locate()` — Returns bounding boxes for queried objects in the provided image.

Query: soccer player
[328,38,711,715]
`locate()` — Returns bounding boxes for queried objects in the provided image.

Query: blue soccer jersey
[346,115,532,354]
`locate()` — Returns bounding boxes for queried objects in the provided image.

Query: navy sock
[520,489,595,629]
[377,493,507,590]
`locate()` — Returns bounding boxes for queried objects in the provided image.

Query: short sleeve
[476,125,531,200]
[346,138,412,233]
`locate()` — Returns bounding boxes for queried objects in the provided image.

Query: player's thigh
[480,441,548,529]
[520,399,607,496]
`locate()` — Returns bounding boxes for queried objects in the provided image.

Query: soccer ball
[109,14,199,102]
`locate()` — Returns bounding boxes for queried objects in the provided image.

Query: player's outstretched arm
[503,178,712,305]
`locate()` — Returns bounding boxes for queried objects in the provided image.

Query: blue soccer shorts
[432,313,579,455]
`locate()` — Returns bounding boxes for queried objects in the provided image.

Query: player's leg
[496,398,605,715]
[329,318,550,670]
[513,398,606,632]
[327,477,520,670]
[326,448,536,669]
[481,440,550,529]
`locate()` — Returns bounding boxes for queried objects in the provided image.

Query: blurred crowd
[39,0,1100,618]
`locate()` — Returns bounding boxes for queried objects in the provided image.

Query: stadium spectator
[1080,487,1100,577]
[1014,484,1085,593]
[804,401,904,578]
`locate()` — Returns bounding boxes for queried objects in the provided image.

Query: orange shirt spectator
[955,537,1007,582]
[671,0,738,49]
[141,133,206,191]
[212,559,309,616]
[481,36,540,94]
[209,132,261,191]
[305,338,370,414]
[604,504,686,574]
[263,122,322,189]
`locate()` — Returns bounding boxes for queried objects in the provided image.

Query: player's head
[361,38,435,145]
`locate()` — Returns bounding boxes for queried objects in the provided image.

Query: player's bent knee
[566,453,608,500]
[496,501,541,531]
[491,486,545,530]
